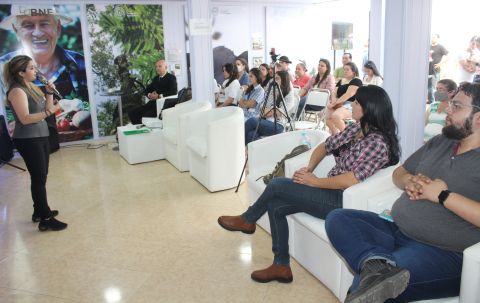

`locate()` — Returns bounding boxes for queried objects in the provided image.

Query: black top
[429,44,448,75]
[144,72,178,98]
[336,78,362,102]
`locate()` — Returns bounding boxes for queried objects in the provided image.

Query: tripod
[235,70,293,192]
[0,158,26,171]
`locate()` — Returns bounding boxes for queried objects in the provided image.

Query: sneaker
[32,210,59,223]
[38,217,68,232]
[345,259,410,303]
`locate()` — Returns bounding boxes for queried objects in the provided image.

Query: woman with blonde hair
[4,55,67,231]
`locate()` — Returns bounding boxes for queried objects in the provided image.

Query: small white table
[117,124,164,164]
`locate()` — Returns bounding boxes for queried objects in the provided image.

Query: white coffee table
[117,125,164,164]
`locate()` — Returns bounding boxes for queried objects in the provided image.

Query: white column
[369,0,384,73]
[382,0,432,160]
[187,0,214,105]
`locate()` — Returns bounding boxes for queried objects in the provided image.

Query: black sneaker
[38,217,68,231]
[345,259,410,303]
[32,210,59,223]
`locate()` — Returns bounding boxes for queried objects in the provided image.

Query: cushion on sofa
[291,213,329,242]
[186,137,207,158]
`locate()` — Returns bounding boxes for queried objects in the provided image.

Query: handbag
[257,144,311,185]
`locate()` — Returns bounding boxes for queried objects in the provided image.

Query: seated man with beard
[325,82,480,303]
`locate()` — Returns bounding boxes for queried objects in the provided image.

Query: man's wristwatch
[438,190,451,206]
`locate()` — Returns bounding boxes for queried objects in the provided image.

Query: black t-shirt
[336,78,363,102]
[144,72,178,97]
[429,44,448,75]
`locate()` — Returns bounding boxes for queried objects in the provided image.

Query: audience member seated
[259,63,272,89]
[238,68,265,121]
[218,85,400,284]
[217,63,240,107]
[128,59,177,124]
[244,70,294,145]
[325,62,362,134]
[424,79,457,142]
[362,60,383,86]
[296,58,335,118]
[325,82,480,303]
[292,61,311,89]
[235,57,250,87]
[333,52,352,82]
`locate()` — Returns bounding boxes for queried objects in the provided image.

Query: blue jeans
[245,117,284,145]
[325,209,463,302]
[242,178,343,265]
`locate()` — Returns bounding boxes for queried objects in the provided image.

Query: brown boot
[251,264,293,283]
[217,215,256,234]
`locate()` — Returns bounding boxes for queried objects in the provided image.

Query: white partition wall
[187,0,215,105]
[382,0,432,160]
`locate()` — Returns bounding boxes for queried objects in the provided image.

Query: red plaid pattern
[325,123,390,181]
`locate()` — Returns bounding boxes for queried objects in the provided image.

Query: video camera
[270,48,279,63]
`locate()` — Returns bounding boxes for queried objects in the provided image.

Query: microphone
[37,73,63,99]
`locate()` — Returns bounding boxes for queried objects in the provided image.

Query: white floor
[0,144,339,303]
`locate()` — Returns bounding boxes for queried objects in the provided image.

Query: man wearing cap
[0,5,88,105]
[333,52,352,83]
[277,55,295,83]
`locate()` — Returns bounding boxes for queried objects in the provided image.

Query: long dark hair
[363,60,383,79]
[355,85,400,166]
[314,58,331,87]
[223,63,238,88]
[246,68,261,94]
[275,70,291,106]
[235,57,249,74]
[260,63,272,87]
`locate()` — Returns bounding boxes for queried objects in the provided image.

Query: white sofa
[186,107,245,192]
[162,101,211,172]
[247,132,480,303]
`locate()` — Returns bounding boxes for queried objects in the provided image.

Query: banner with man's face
[0,4,92,143]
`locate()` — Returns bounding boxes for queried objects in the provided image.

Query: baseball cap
[0,5,74,30]
[278,56,292,64]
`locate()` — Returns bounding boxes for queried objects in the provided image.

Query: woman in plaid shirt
[218,85,401,283]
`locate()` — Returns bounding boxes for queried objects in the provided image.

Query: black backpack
[177,87,192,104]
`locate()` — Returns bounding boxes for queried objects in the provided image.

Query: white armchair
[162,101,212,172]
[246,129,332,233]
[156,94,178,117]
[185,107,245,192]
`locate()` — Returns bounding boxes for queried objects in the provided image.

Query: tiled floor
[0,144,339,303]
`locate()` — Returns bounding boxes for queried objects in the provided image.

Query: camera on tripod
[270,48,280,63]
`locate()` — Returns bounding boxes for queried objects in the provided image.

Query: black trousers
[14,137,52,219]
[128,100,157,125]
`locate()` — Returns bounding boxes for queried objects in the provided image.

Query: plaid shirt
[325,122,390,181]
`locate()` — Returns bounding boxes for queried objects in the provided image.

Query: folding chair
[295,89,330,130]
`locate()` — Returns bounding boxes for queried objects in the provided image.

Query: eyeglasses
[447,100,480,112]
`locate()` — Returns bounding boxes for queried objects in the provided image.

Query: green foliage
[96,98,117,136]
[97,4,165,84]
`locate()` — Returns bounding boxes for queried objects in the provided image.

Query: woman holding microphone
[4,55,67,231]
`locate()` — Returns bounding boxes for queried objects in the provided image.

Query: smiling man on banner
[0,5,91,144]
